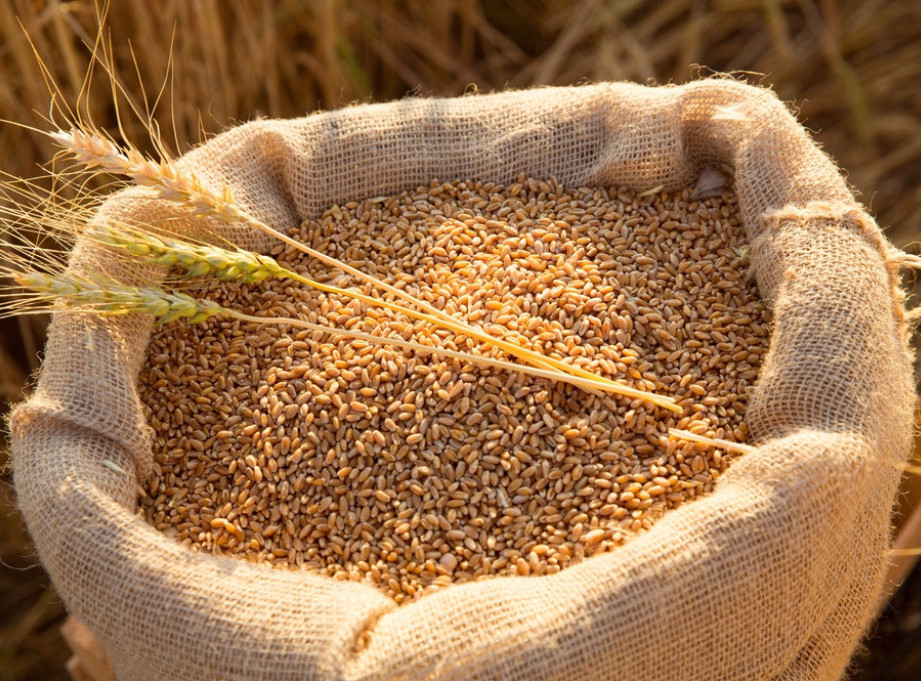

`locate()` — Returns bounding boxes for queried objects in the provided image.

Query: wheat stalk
[669,429,921,476]
[667,428,756,455]
[50,128,683,413]
[890,548,921,557]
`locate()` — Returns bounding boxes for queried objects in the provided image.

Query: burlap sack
[11,79,916,681]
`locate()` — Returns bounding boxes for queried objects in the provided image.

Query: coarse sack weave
[10,79,917,681]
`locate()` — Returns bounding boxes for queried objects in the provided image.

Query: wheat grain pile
[137,177,770,602]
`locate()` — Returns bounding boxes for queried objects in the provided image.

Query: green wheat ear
[85,222,284,284]
[11,270,225,325]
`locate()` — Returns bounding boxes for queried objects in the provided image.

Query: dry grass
[1,1,920,679]
[2,1,919,240]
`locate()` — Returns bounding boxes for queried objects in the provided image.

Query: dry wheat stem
[228,310,634,394]
[667,428,756,455]
[50,128,681,411]
[890,548,921,557]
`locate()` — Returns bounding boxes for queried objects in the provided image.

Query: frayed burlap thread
[12,79,916,681]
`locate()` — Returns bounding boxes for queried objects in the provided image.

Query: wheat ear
[8,270,223,323]
[51,129,682,412]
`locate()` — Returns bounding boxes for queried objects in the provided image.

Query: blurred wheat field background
[2,1,920,680]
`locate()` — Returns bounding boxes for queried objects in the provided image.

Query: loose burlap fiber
[11,80,917,681]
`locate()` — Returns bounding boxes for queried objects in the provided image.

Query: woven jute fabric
[11,79,916,681]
